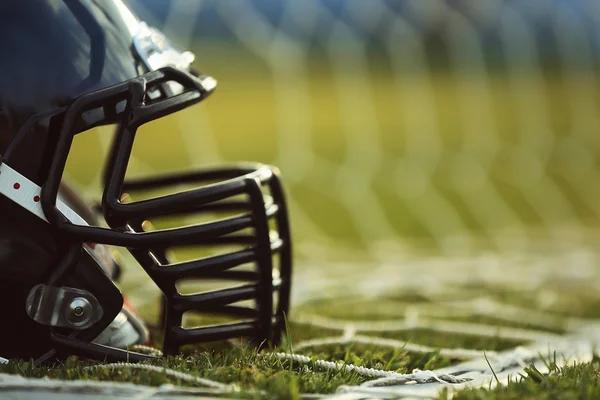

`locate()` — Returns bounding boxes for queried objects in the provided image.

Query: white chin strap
[0,162,116,273]
[0,163,87,226]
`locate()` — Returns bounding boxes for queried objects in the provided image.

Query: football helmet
[0,0,292,363]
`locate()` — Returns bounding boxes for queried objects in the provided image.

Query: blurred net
[117,0,600,258]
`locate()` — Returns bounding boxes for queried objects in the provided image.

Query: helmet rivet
[67,297,92,327]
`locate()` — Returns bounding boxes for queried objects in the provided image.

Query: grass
[448,355,600,400]
[0,350,367,399]
[0,309,452,397]
[3,283,600,398]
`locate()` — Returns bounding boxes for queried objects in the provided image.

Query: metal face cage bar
[5,66,292,361]
[121,166,291,355]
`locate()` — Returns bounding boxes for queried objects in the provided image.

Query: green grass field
[3,47,600,398]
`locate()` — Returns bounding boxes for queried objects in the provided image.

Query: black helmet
[0,0,292,363]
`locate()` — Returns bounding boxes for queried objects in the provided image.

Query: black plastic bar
[150,248,258,280]
[113,198,276,220]
[268,172,293,337]
[149,237,284,280]
[179,270,261,281]
[246,177,274,345]
[106,168,275,220]
[189,305,258,318]
[131,91,202,125]
[140,233,281,248]
[168,322,258,348]
[121,165,271,190]
[56,214,255,247]
[171,284,259,312]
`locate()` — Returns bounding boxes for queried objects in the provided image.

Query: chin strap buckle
[25,284,104,330]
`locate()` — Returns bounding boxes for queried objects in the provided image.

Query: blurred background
[67,0,600,263]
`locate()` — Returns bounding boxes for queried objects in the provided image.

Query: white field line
[292,313,563,343]
[441,297,587,332]
[293,335,495,360]
[83,363,232,390]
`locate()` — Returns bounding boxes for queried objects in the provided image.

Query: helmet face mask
[0,0,292,363]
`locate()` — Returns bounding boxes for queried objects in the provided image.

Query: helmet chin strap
[0,162,87,226]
